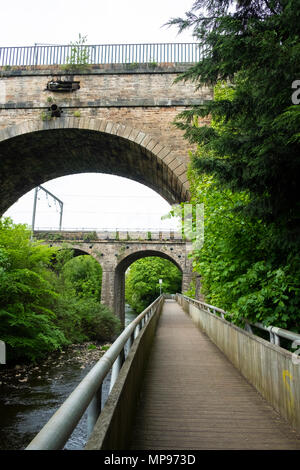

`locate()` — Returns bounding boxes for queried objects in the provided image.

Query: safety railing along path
[177,294,300,437]
[25,295,163,450]
[0,43,204,67]
[179,294,300,349]
[130,298,300,449]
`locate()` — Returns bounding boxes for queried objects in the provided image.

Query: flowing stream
[0,304,138,450]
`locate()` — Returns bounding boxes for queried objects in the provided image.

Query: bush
[0,218,68,363]
[79,299,121,342]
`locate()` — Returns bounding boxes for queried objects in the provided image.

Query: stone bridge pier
[102,251,193,326]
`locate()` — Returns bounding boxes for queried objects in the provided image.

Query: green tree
[0,220,120,362]
[60,255,102,300]
[168,0,300,245]
[0,218,67,362]
[125,257,182,312]
[52,253,120,344]
[166,1,300,330]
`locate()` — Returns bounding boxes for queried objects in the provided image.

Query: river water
[0,304,138,450]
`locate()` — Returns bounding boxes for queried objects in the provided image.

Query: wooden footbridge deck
[26,296,300,451]
[130,300,300,450]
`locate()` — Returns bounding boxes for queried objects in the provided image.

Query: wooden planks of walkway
[130,300,300,450]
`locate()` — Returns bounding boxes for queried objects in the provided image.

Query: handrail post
[87,385,102,436]
[274,334,280,346]
[270,327,280,347]
[244,322,253,334]
[109,348,125,393]
[134,323,140,339]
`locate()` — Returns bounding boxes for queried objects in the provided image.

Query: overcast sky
[2,0,195,231]
[1,0,195,47]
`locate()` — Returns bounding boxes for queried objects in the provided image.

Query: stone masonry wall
[0,64,212,213]
[0,64,212,163]
[36,230,193,324]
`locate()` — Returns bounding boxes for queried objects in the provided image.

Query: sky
[2,0,195,231]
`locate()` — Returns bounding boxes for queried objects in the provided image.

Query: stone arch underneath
[0,117,190,216]
[114,249,183,325]
[47,243,104,269]
[38,240,191,324]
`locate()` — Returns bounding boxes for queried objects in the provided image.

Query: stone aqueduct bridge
[0,48,210,319]
[0,60,212,215]
[34,230,193,324]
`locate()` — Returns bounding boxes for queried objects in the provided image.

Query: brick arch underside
[0,119,190,215]
[114,249,183,324]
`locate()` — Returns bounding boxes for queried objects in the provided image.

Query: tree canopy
[167,0,300,329]
[0,219,120,363]
[0,218,67,361]
[125,257,182,312]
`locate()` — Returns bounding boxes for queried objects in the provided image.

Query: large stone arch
[0,117,190,216]
[113,249,184,326]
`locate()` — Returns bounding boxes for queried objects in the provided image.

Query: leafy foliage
[0,219,120,363]
[186,166,300,330]
[166,1,300,330]
[60,254,102,300]
[125,257,182,312]
[168,0,300,241]
[63,33,90,72]
[52,254,120,344]
[0,218,68,362]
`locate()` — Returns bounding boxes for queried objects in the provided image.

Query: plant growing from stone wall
[62,33,90,73]
[83,231,97,242]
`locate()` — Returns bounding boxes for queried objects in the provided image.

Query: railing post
[274,334,280,347]
[244,322,253,334]
[125,333,133,357]
[270,327,281,347]
[109,348,125,393]
[87,385,102,436]
[268,327,276,344]
[134,323,140,339]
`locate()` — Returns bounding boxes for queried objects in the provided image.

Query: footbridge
[26,295,300,450]
[34,229,194,325]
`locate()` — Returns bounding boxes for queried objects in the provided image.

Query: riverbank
[0,341,113,450]
[0,305,138,450]
[0,341,111,388]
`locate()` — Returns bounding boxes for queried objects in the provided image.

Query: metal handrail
[33,227,180,232]
[0,43,203,67]
[178,294,300,349]
[25,295,163,450]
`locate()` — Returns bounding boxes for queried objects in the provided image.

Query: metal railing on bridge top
[0,43,204,67]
